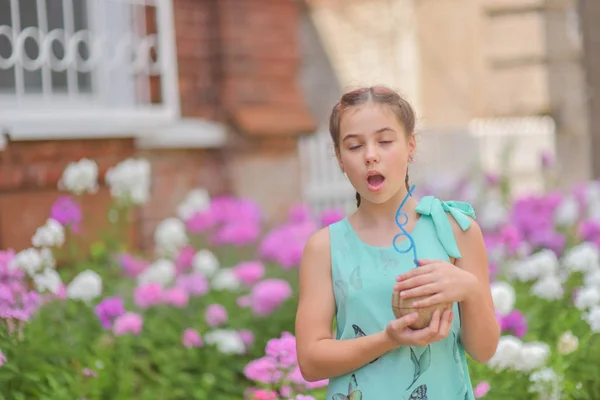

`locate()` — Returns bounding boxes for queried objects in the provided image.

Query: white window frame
[0,0,183,142]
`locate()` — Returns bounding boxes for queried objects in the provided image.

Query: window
[0,0,91,95]
[0,0,180,139]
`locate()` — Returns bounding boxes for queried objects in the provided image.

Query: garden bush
[1,157,599,399]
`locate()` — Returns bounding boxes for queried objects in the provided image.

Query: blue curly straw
[392,184,419,268]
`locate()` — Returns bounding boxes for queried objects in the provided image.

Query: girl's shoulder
[415,195,482,259]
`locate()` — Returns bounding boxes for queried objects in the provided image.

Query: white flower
[204,329,245,354]
[488,335,523,370]
[154,218,188,257]
[192,249,219,277]
[529,368,561,399]
[557,331,579,355]
[177,188,211,221]
[490,281,515,315]
[517,342,551,372]
[583,306,600,332]
[488,336,550,372]
[13,248,44,276]
[211,268,241,291]
[511,249,559,282]
[554,195,580,226]
[562,242,600,274]
[39,248,56,269]
[574,286,600,310]
[33,268,62,294]
[32,219,65,248]
[58,158,99,195]
[105,158,151,206]
[584,269,600,289]
[531,275,564,300]
[66,270,102,302]
[478,197,507,231]
[137,259,175,286]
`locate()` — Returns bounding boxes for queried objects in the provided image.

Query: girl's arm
[294,228,399,382]
[453,219,501,363]
[295,228,452,382]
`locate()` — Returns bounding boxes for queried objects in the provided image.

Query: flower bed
[1,158,599,399]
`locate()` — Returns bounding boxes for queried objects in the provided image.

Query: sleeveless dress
[325,196,477,400]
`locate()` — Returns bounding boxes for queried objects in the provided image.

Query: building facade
[0,0,340,251]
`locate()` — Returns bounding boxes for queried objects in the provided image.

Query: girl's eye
[380,140,392,144]
[349,145,362,150]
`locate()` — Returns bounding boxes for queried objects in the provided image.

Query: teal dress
[326,196,476,400]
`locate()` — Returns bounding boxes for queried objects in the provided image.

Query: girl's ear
[336,151,343,172]
[407,133,417,157]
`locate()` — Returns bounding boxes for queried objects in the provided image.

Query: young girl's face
[337,101,415,205]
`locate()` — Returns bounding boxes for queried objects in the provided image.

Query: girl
[295,86,499,400]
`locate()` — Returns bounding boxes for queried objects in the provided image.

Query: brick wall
[0,0,318,252]
[0,139,136,252]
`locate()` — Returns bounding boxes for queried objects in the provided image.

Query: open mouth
[366,173,386,191]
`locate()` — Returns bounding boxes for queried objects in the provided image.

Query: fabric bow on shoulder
[415,196,477,259]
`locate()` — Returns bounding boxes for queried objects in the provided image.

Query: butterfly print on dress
[352,324,379,363]
[331,373,362,400]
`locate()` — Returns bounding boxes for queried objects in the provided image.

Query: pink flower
[175,246,195,273]
[249,389,278,400]
[94,296,126,329]
[182,328,203,348]
[211,196,262,224]
[320,208,344,226]
[212,221,261,247]
[205,304,228,327]
[82,368,97,378]
[249,279,292,317]
[295,396,317,400]
[116,253,150,278]
[185,210,217,234]
[175,273,209,296]
[500,310,528,338]
[0,350,6,367]
[113,312,143,336]
[233,261,265,286]
[162,287,189,308]
[134,283,163,309]
[484,172,501,186]
[237,295,251,307]
[259,221,317,269]
[243,356,283,384]
[474,381,490,398]
[265,332,297,368]
[238,329,255,348]
[50,195,82,233]
[280,385,292,397]
[289,203,311,223]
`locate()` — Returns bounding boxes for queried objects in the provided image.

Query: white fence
[0,0,179,139]
[299,116,557,213]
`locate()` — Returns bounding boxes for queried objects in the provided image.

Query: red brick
[0,187,138,254]
[0,167,24,190]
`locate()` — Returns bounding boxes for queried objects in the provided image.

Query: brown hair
[328,86,416,207]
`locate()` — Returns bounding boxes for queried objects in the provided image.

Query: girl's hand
[385,308,454,347]
[393,259,478,307]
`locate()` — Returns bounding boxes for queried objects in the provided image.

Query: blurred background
[1,0,597,252]
[2,1,600,399]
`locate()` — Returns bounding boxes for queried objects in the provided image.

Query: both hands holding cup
[386,259,479,348]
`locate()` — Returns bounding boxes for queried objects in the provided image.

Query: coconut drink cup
[391,291,451,330]
[390,185,451,330]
